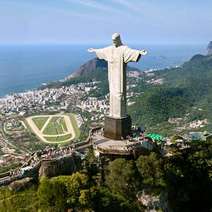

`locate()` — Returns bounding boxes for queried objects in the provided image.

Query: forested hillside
[129,54,212,134]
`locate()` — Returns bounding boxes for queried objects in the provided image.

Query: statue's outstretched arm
[139,49,148,56]
[88,48,98,53]
[88,47,107,60]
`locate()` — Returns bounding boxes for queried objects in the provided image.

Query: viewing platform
[92,131,149,158]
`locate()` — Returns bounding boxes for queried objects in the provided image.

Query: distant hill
[66,58,107,79]
[66,58,141,79]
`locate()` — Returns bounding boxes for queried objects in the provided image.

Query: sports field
[26,114,80,144]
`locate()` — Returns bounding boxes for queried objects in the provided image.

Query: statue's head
[112,33,122,47]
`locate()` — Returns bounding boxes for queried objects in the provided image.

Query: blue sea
[0,44,206,97]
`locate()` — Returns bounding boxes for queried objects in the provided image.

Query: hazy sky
[0,0,211,44]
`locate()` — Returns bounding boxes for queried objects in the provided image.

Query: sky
[0,0,212,44]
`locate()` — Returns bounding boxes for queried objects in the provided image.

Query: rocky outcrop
[67,58,140,79]
[9,177,34,191]
[207,41,212,55]
[39,154,81,178]
[137,189,170,212]
[0,152,82,187]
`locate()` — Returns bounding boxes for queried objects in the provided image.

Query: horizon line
[0,41,207,46]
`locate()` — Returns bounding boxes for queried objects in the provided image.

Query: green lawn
[43,117,64,135]
[44,133,72,142]
[32,117,48,130]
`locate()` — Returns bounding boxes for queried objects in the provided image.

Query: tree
[136,152,164,188]
[106,159,140,199]
[91,186,140,212]
[38,177,67,211]
[164,141,212,212]
[83,147,99,184]
[38,172,93,211]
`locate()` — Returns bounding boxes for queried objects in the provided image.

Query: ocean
[0,44,205,97]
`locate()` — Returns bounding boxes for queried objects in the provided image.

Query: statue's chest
[107,48,124,64]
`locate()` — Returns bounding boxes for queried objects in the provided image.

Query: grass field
[32,117,48,130]
[43,116,66,135]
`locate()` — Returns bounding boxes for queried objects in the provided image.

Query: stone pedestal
[104,115,132,140]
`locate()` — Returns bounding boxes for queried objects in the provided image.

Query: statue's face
[112,33,122,47]
[112,38,120,47]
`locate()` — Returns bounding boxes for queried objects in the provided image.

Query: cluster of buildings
[0,82,100,115]
[0,153,28,168]
[188,119,208,129]
[78,96,109,116]
[146,78,164,85]
[0,89,65,115]
[77,87,140,121]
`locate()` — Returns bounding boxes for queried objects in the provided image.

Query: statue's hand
[88,48,95,53]
[140,50,147,56]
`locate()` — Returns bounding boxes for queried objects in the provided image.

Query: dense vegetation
[129,54,212,133]
[0,140,211,211]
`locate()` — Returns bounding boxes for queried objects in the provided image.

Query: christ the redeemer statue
[88,33,147,139]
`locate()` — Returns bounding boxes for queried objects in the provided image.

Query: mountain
[66,58,107,79]
[66,57,141,79]
[207,41,212,55]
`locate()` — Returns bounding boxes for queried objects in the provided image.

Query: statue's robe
[95,45,141,118]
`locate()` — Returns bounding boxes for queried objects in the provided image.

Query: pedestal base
[104,115,132,140]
